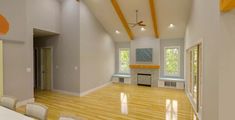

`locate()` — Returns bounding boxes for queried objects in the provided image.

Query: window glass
[119,48,130,73]
[164,47,180,76]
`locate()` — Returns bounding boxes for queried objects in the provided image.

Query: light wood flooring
[18,83,195,120]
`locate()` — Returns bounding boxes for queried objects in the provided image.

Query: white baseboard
[16,98,35,108]
[52,89,80,96]
[79,82,112,97]
[52,82,111,97]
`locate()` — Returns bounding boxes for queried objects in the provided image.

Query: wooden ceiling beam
[111,0,134,40]
[149,0,159,38]
[221,0,235,12]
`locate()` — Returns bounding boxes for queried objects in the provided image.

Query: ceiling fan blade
[138,21,144,24]
[139,24,146,26]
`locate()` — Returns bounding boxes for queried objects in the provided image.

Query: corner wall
[185,0,220,119]
[80,1,115,93]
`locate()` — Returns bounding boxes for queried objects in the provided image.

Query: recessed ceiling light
[141,27,146,31]
[115,30,120,34]
[168,24,175,29]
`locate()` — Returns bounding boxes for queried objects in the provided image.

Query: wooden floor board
[18,84,194,120]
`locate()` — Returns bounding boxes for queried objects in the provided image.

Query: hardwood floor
[18,83,195,120]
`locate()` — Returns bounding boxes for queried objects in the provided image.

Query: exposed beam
[221,0,235,12]
[111,0,134,40]
[149,0,159,38]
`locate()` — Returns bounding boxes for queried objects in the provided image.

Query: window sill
[159,77,184,82]
[113,74,131,78]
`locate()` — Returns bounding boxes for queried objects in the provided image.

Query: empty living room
[0,0,235,120]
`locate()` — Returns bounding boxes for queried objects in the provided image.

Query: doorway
[34,47,53,90]
[33,28,58,91]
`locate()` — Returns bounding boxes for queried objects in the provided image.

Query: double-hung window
[119,48,130,74]
[164,46,181,77]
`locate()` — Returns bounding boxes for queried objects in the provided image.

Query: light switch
[55,65,59,69]
[26,68,31,73]
[74,66,78,70]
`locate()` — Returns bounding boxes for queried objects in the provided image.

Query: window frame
[119,48,130,74]
[164,46,181,77]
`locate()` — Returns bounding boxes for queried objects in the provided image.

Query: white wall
[185,0,221,119]
[130,37,160,65]
[219,10,235,120]
[80,1,115,93]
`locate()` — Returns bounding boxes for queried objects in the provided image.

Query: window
[187,44,202,114]
[164,46,180,77]
[119,48,130,73]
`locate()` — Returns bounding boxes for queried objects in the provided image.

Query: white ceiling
[83,0,191,42]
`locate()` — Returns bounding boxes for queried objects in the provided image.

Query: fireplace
[137,73,152,86]
[129,64,160,87]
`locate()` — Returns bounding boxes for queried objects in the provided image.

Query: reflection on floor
[18,83,195,120]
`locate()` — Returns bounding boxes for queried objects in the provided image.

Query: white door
[40,48,52,90]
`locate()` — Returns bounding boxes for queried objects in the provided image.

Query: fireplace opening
[137,73,152,87]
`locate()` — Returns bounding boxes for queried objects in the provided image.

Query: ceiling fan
[129,10,146,28]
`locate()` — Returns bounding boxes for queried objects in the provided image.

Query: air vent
[119,78,124,83]
[164,81,177,87]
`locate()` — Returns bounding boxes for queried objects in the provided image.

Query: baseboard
[52,89,80,96]
[79,81,112,97]
[16,98,35,108]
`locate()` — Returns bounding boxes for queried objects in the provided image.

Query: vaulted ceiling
[83,0,191,42]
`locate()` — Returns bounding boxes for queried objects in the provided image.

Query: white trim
[79,82,112,97]
[186,91,202,120]
[164,46,181,77]
[16,98,35,108]
[185,39,204,120]
[52,89,80,96]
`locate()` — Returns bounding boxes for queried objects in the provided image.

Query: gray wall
[185,0,220,119]
[34,0,80,93]
[115,42,130,73]
[0,0,34,101]
[160,39,184,79]
[27,0,61,33]
[0,0,78,101]
[54,0,80,93]
[130,37,160,65]
[80,1,115,93]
